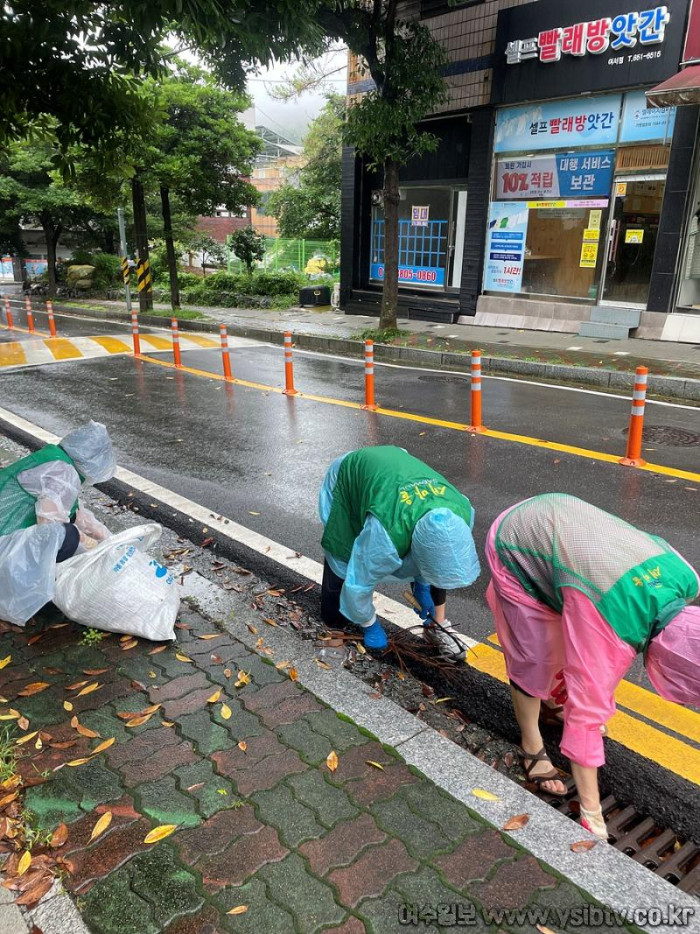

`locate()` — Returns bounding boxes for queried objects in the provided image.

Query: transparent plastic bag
[0,524,65,625]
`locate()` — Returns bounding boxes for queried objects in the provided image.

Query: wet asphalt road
[0,342,698,660]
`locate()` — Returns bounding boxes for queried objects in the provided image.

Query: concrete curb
[51,302,700,402]
[182,571,700,934]
[0,407,697,932]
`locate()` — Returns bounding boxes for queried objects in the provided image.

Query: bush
[68,251,122,290]
[251,271,305,296]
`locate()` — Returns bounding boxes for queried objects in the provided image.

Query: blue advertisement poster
[496,150,614,199]
[484,202,529,293]
[620,90,676,143]
[494,95,622,153]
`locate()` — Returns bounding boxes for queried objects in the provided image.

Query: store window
[370,186,467,290]
[677,157,700,311]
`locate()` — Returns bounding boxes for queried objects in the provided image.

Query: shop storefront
[477,0,694,335]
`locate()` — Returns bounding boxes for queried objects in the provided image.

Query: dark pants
[57,523,80,563]
[320,559,448,628]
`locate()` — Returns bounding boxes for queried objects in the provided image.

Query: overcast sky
[245,47,348,143]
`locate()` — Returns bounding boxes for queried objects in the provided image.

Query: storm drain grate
[540,781,700,896]
[622,425,700,447]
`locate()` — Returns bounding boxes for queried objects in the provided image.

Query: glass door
[601,176,666,306]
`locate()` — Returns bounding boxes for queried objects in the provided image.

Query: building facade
[341,0,700,341]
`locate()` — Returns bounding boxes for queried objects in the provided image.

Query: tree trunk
[42,220,59,298]
[160,185,180,310]
[131,174,153,312]
[379,158,400,331]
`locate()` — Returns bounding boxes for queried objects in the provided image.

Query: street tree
[276,4,448,330]
[230,227,266,276]
[266,95,343,240]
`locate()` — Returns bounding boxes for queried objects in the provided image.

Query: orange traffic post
[620,365,648,467]
[220,324,233,381]
[46,300,57,338]
[3,295,13,330]
[363,339,377,410]
[466,350,484,432]
[171,318,182,368]
[283,331,298,395]
[131,310,141,357]
[26,306,35,334]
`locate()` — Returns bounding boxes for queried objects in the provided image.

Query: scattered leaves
[503,814,530,831]
[65,680,89,691]
[0,655,10,670]
[17,852,31,876]
[288,668,298,682]
[83,668,109,676]
[63,701,73,712]
[198,634,222,640]
[207,690,222,704]
[92,738,116,755]
[570,839,598,853]
[227,906,248,916]
[355,642,366,655]
[326,751,339,772]
[65,757,94,767]
[50,824,68,848]
[17,682,50,697]
[275,660,292,671]
[76,682,101,698]
[89,811,113,842]
[17,716,29,731]
[175,653,192,663]
[15,875,53,907]
[471,789,500,801]
[366,761,384,771]
[148,645,167,655]
[15,731,39,746]
[234,671,251,688]
[125,713,153,728]
[248,511,260,516]
[0,709,20,721]
[220,704,232,720]
[73,720,100,739]
[144,825,177,844]
[237,741,247,753]
[121,638,138,651]
[537,926,558,934]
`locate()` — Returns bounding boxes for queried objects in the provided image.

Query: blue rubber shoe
[362,620,388,650]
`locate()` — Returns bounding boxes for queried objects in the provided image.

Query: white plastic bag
[0,524,66,626]
[54,523,179,641]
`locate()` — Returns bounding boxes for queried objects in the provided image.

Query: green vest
[321,446,473,562]
[0,445,80,536]
[495,494,699,652]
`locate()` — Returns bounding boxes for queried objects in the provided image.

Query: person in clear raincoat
[319,446,480,662]
[486,493,700,840]
[0,421,116,626]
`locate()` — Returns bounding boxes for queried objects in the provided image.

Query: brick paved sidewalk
[0,605,629,934]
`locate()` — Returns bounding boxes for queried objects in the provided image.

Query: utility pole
[117,207,132,314]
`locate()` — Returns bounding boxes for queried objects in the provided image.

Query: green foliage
[267,95,343,240]
[229,226,266,275]
[354,327,408,344]
[69,251,122,290]
[79,628,104,647]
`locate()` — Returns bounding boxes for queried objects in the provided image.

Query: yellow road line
[140,334,174,351]
[45,338,81,360]
[137,352,700,485]
[468,642,700,784]
[0,342,27,367]
[90,336,132,354]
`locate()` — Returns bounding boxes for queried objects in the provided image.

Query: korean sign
[496,150,614,199]
[494,96,621,153]
[411,206,430,227]
[484,202,529,294]
[506,6,671,66]
[620,89,675,141]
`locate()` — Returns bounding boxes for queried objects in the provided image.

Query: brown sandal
[517,746,568,797]
[539,704,565,727]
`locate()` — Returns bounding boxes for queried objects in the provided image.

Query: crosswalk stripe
[90,336,133,354]
[0,342,27,366]
[47,338,83,360]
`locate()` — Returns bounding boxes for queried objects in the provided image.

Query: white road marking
[0,405,476,650]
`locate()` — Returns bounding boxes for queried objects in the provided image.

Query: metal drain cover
[622,425,700,447]
[418,374,467,384]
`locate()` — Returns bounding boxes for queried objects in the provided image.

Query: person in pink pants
[486,494,700,840]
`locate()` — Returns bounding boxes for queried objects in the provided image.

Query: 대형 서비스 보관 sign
[496,150,615,198]
[493,0,689,104]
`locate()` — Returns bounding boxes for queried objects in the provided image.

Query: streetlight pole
[117,207,132,314]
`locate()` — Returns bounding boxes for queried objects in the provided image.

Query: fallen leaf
[65,680,89,691]
[175,653,192,663]
[83,668,109,676]
[248,511,260,516]
[246,625,258,635]
[92,738,116,755]
[187,783,205,793]
[198,634,222,640]
[15,731,39,746]
[0,656,10,670]
[227,906,248,916]
[223,668,232,679]
[17,716,29,731]
[89,811,113,842]
[63,701,73,712]
[288,668,298,682]
[503,814,530,831]
[144,824,177,844]
[211,655,222,664]
[537,926,558,934]
[162,721,175,727]
[66,757,94,767]
[570,839,598,853]
[27,633,44,645]
[17,851,31,875]
[48,740,76,750]
[355,642,366,655]
[17,682,50,697]
[207,690,222,704]
[15,874,53,906]
[148,645,167,655]
[237,741,247,753]
[326,751,338,772]
[125,713,153,728]
[263,617,278,627]
[0,791,19,808]
[0,709,20,721]
[76,682,101,697]
[471,788,500,801]
[50,823,69,848]
[220,704,232,720]
[121,638,138,651]
[275,660,292,671]
[366,760,384,770]
[74,722,100,739]
[235,671,252,688]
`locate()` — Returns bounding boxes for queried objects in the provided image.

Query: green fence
[227,238,339,277]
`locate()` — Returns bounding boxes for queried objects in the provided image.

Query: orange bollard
[26,307,35,333]
[466,350,484,433]
[283,331,298,395]
[363,339,377,410]
[3,295,13,330]
[46,300,57,338]
[171,318,182,368]
[131,310,141,357]
[220,324,233,381]
[620,366,648,467]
